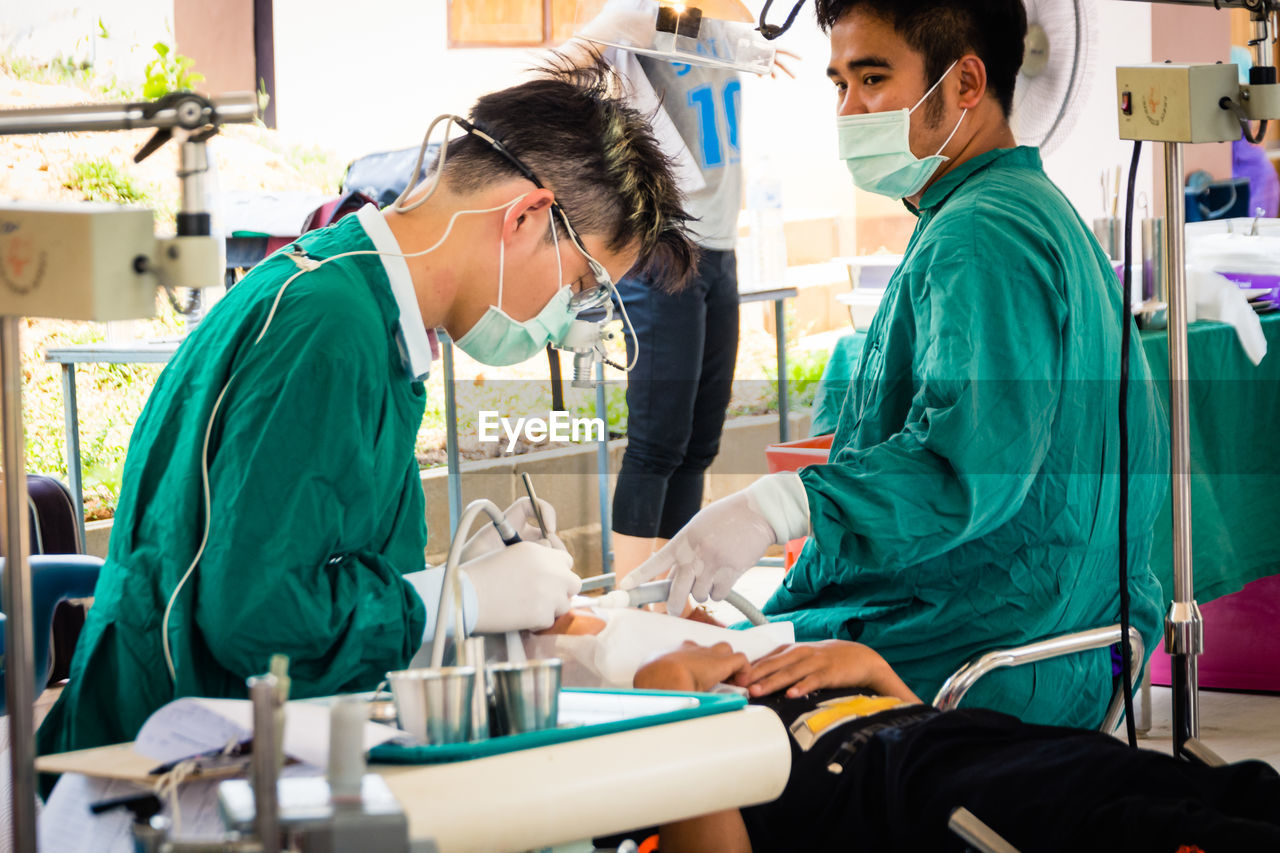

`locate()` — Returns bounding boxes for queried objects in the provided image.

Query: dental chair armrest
[933,624,1144,733]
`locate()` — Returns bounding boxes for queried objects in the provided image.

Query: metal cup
[386,666,475,745]
[488,659,562,736]
[1139,217,1168,330]
[1092,216,1124,261]
[463,637,490,743]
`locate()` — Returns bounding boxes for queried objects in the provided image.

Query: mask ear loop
[908,59,960,115]
[550,208,563,290]
[497,216,506,312]
[934,108,968,158]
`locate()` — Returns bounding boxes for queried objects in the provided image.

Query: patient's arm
[632,642,754,853]
[737,640,920,703]
[632,641,750,692]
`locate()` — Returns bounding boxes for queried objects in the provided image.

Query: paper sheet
[558,690,700,726]
[133,697,411,770]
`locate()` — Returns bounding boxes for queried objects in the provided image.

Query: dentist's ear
[501,188,557,246]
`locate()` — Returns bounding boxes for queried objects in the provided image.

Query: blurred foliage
[23,310,182,521]
[142,42,204,99]
[63,157,150,205]
[764,348,829,412]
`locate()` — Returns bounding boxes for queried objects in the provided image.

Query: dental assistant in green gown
[38,62,697,756]
[625,0,1169,729]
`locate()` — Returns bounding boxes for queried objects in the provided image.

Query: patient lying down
[539,612,1280,853]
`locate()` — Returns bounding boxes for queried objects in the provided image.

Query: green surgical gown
[765,148,1169,728]
[38,214,428,756]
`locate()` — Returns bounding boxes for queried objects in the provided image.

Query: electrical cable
[1118,139,1143,748]
[1220,96,1269,145]
[757,0,809,40]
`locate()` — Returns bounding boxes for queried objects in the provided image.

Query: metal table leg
[595,359,612,575]
[775,298,789,443]
[443,337,462,537]
[1162,141,1202,754]
[1137,665,1152,736]
[60,363,87,550]
[3,316,38,853]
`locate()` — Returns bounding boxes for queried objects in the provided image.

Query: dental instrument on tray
[594,578,769,627]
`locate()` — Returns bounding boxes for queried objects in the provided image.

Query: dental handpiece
[483,501,521,546]
[592,579,770,626]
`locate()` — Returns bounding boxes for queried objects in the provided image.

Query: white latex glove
[459,497,566,563]
[621,472,811,613]
[464,541,582,633]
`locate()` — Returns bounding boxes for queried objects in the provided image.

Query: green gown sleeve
[192,334,427,696]
[799,232,1068,572]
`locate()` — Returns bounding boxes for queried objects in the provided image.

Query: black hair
[815,0,1027,118]
[440,53,698,290]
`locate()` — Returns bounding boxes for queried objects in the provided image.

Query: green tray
[369,687,746,765]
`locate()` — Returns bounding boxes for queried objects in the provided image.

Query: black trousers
[612,249,739,539]
[741,699,1280,853]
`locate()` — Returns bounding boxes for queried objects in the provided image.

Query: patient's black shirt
[738,689,1280,853]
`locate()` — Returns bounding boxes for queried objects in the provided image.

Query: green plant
[284,144,346,193]
[63,158,149,204]
[256,77,271,117]
[2,53,93,87]
[765,348,830,412]
[142,42,204,99]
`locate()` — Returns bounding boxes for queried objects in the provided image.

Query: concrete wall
[173,0,256,98]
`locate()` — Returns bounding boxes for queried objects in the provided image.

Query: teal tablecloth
[811,315,1280,605]
[809,332,865,437]
[1142,313,1280,604]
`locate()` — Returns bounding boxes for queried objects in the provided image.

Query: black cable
[1219,97,1269,145]
[757,0,809,39]
[1118,139,1142,749]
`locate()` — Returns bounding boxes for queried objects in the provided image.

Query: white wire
[160,194,532,684]
[391,114,461,214]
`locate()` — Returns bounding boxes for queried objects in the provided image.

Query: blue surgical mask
[836,60,967,199]
[455,213,579,366]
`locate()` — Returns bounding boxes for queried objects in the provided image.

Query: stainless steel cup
[463,637,490,742]
[1092,216,1124,261]
[488,659,562,736]
[386,666,475,744]
[1139,217,1168,330]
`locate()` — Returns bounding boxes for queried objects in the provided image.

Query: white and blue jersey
[637,55,743,250]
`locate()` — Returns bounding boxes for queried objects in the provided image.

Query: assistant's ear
[956,55,987,111]
[500,188,557,245]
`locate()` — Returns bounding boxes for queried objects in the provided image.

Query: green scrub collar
[910,146,1043,215]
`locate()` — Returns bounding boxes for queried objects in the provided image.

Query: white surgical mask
[455,210,579,366]
[836,60,967,199]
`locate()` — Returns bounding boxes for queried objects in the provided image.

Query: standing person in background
[610,54,748,582]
